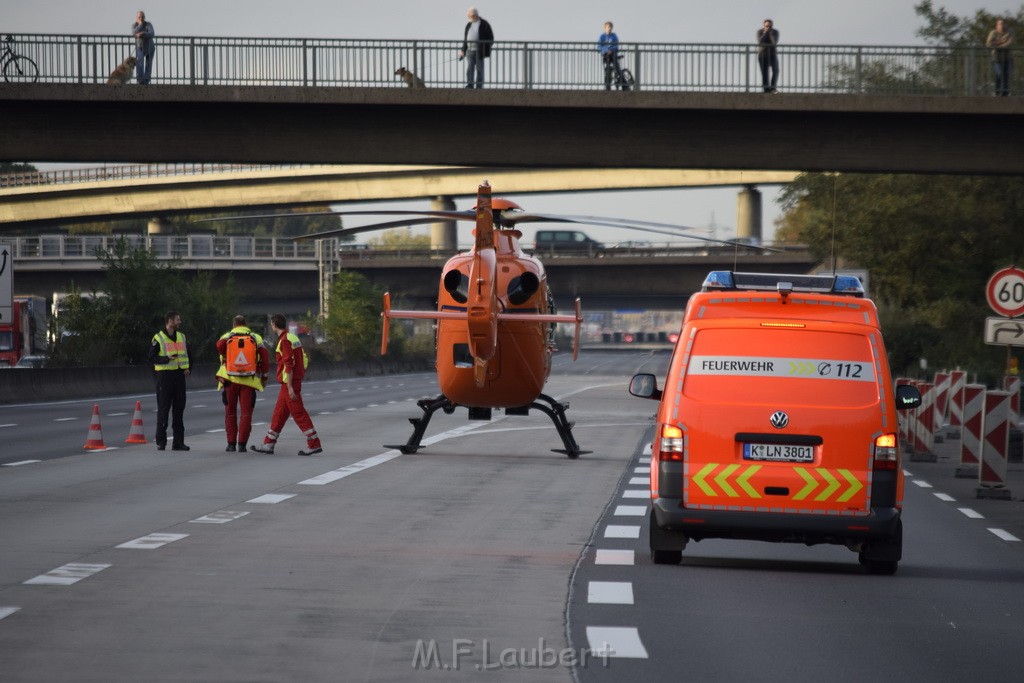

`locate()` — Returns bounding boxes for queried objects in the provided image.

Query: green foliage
[914,1,1024,49]
[368,228,431,249]
[0,162,38,174]
[47,238,238,366]
[319,271,387,362]
[778,173,1024,380]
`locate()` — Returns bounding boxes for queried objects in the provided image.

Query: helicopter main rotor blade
[293,217,458,241]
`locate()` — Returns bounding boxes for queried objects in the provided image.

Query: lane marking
[54,417,77,422]
[633,466,650,474]
[934,493,956,502]
[298,452,402,486]
[595,549,635,565]
[622,489,649,499]
[585,627,648,659]
[192,404,207,409]
[107,412,128,417]
[958,508,984,519]
[247,493,296,504]
[902,469,913,476]
[988,528,1021,542]
[117,533,189,549]
[613,505,647,517]
[604,525,641,539]
[190,511,249,524]
[912,479,933,488]
[0,424,16,428]
[642,443,652,455]
[628,477,649,485]
[2,460,41,467]
[206,428,225,433]
[0,607,21,620]
[588,581,634,605]
[24,563,111,585]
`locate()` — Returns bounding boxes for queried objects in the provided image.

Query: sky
[6,0,1014,245]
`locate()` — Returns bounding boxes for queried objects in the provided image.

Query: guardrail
[1,33,1015,96]
[0,163,324,189]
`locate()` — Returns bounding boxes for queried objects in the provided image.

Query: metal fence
[10,234,329,261]
[0,163,326,188]
[2,33,1018,95]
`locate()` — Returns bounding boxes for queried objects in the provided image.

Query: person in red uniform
[250,314,323,456]
[215,314,270,453]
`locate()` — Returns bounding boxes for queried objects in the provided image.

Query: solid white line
[622,489,649,499]
[604,525,641,539]
[629,477,649,485]
[595,549,635,565]
[988,528,1021,542]
[614,505,647,517]
[247,493,296,504]
[190,511,249,524]
[585,627,649,659]
[2,460,41,467]
[588,581,634,605]
[956,507,984,519]
[24,563,111,585]
[116,533,189,550]
[933,493,956,502]
[912,479,933,488]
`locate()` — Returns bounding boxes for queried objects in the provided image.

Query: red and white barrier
[1004,376,1021,429]
[960,384,986,466]
[948,370,967,430]
[979,390,1012,489]
[933,372,950,430]
[911,382,935,460]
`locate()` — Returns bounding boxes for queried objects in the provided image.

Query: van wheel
[651,549,682,565]
[858,519,902,575]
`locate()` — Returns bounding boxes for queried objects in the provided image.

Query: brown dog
[394,66,425,88]
[107,55,138,85]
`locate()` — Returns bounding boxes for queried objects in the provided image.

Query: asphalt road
[2,350,1023,682]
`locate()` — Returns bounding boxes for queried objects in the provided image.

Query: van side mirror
[629,373,662,400]
[895,384,921,410]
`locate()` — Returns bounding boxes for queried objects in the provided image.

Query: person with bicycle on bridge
[597,21,620,90]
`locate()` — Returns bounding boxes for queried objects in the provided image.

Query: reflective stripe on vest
[153,330,189,371]
[216,326,265,390]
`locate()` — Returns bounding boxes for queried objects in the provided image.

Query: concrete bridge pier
[430,196,457,253]
[736,185,762,244]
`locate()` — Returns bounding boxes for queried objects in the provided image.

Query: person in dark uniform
[148,310,191,451]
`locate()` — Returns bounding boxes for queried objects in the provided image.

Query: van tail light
[659,424,684,461]
[873,433,899,470]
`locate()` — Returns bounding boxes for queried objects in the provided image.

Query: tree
[368,228,431,249]
[914,1,1024,49]
[318,271,387,362]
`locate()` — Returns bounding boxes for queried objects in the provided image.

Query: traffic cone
[125,400,147,444]
[84,404,106,450]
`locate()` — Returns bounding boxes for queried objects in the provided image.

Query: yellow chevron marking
[737,465,761,498]
[788,361,816,376]
[793,467,818,500]
[692,463,718,497]
[814,468,840,501]
[836,469,864,502]
[715,464,741,497]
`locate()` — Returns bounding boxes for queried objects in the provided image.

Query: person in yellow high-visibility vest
[216,315,270,453]
[147,310,191,451]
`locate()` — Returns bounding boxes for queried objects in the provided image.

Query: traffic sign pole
[0,243,12,323]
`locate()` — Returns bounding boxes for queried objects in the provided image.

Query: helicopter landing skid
[383,392,590,459]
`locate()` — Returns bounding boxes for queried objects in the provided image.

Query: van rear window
[682,328,879,406]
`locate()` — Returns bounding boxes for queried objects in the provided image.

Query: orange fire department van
[630,271,921,574]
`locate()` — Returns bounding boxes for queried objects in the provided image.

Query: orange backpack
[225,333,258,377]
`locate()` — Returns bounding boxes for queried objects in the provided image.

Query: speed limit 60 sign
[987,266,1024,318]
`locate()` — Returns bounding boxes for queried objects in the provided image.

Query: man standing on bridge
[459,7,494,89]
[132,10,156,85]
[756,19,779,93]
[149,310,190,451]
[986,18,1013,97]
[251,314,323,456]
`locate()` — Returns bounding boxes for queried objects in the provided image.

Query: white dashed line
[24,563,111,585]
[190,511,250,524]
[54,417,77,422]
[642,443,652,455]
[628,477,649,486]
[298,452,402,486]
[117,533,189,549]
[595,549,635,565]
[934,493,956,502]
[206,428,225,433]
[192,404,207,408]
[912,479,933,488]
[588,581,635,605]
[2,460,41,467]
[247,493,296,504]
[107,412,128,417]
[586,627,648,659]
[613,505,647,517]
[604,525,641,539]
[958,508,984,519]
[988,528,1021,542]
[622,490,649,499]
[0,424,16,428]
[633,466,650,474]
[0,607,20,620]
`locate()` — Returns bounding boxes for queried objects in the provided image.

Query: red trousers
[224,382,257,445]
[264,379,320,448]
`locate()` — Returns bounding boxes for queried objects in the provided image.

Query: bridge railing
[2,33,1012,95]
[10,234,326,260]
[0,163,323,189]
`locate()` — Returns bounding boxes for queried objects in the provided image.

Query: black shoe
[171,444,190,451]
[156,444,166,451]
[237,442,247,453]
[225,443,236,452]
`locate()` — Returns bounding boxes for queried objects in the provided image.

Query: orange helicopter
[271,181,777,458]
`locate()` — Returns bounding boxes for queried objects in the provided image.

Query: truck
[0,295,48,367]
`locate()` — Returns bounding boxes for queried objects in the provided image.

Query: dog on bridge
[394,66,426,89]
[107,55,138,85]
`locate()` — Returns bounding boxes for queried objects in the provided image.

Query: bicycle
[1,34,39,83]
[604,53,634,91]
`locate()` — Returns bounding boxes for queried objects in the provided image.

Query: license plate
[743,443,814,462]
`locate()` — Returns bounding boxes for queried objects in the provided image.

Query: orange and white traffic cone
[84,404,106,450]
[124,400,147,444]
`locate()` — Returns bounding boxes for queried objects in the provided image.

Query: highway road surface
[2,350,1023,682]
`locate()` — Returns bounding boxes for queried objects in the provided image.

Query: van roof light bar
[701,271,865,297]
